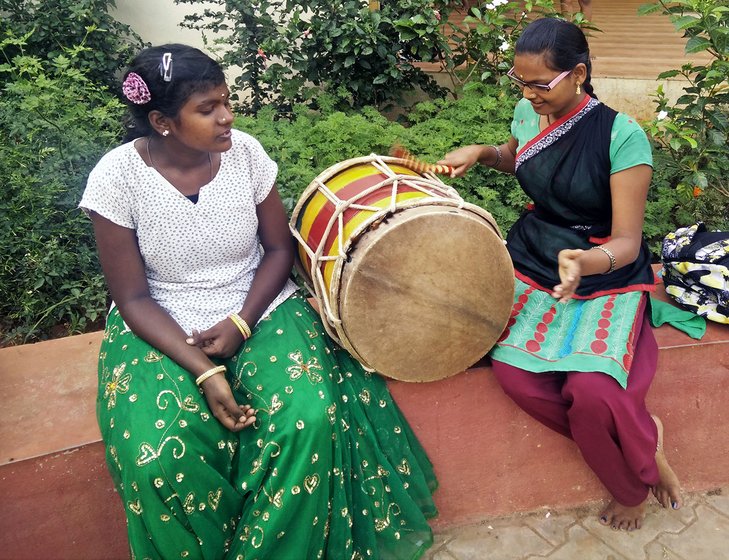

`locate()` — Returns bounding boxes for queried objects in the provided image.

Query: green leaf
[690,172,708,189]
[637,3,662,16]
[685,36,712,54]
[672,15,700,31]
[708,130,726,146]
[683,136,698,149]
[657,70,681,79]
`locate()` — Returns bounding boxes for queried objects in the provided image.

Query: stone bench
[1,276,727,558]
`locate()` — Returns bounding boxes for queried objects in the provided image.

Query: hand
[552,249,584,303]
[186,317,244,358]
[438,145,485,178]
[199,373,257,432]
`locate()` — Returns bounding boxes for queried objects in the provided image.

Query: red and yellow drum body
[290,155,514,382]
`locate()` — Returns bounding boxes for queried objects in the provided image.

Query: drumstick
[389,144,454,176]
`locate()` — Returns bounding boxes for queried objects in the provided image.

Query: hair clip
[160,52,173,82]
[122,72,152,104]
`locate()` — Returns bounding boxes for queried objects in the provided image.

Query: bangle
[489,144,503,167]
[228,313,252,340]
[592,245,616,274]
[195,365,226,387]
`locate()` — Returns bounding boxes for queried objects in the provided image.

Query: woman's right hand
[552,249,584,303]
[438,145,486,178]
[199,374,257,432]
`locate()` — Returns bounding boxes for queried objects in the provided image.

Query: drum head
[338,205,514,382]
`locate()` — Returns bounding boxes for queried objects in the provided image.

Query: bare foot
[651,415,682,509]
[599,500,646,531]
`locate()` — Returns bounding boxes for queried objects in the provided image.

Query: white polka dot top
[80,129,298,333]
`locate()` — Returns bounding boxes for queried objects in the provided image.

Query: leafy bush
[0,0,145,90]
[440,0,560,90]
[0,33,125,344]
[235,83,524,229]
[176,0,452,113]
[640,0,729,233]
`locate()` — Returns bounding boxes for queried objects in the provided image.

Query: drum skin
[290,156,514,381]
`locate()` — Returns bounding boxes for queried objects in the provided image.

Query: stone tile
[423,533,457,560]
[705,489,729,517]
[658,505,729,560]
[539,525,628,559]
[426,548,459,560]
[645,541,688,560]
[581,502,688,559]
[666,500,700,527]
[444,522,553,560]
[429,489,729,560]
[522,509,578,546]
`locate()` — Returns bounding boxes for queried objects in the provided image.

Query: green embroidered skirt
[98,294,437,559]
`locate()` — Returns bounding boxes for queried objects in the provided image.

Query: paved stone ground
[424,487,729,560]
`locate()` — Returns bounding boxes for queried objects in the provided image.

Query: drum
[289,154,514,382]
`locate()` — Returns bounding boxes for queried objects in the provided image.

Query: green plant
[175,0,281,114]
[0,0,145,90]
[640,0,729,230]
[176,0,452,113]
[233,82,524,230]
[440,0,560,91]
[0,31,124,344]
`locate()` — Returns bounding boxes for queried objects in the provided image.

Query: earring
[162,130,169,137]
[576,83,582,95]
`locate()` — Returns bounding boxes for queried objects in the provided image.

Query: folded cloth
[649,296,707,339]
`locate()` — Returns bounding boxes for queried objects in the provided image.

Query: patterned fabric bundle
[98,294,437,559]
[661,222,729,324]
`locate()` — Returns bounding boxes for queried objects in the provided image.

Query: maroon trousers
[491,308,660,507]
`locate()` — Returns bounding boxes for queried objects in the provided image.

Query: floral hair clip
[122,72,152,105]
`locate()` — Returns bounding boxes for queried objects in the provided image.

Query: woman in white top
[81,44,437,560]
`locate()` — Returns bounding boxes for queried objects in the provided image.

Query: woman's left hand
[552,249,584,303]
[186,318,244,358]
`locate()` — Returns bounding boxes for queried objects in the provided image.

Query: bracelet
[195,365,226,387]
[228,313,252,340]
[592,245,616,274]
[489,144,503,167]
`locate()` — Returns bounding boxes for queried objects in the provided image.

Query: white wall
[111,0,209,49]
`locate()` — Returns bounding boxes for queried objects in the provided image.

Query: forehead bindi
[513,54,555,82]
[188,84,230,106]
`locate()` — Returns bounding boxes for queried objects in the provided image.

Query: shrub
[175,0,452,113]
[234,83,524,229]
[0,32,125,344]
[440,0,560,91]
[640,0,729,234]
[0,0,145,91]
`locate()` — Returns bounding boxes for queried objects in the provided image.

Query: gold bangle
[592,245,616,274]
[195,365,226,387]
[228,314,251,339]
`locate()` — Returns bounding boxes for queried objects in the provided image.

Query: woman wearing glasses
[440,17,682,531]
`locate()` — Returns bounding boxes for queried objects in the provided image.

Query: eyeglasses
[506,67,572,92]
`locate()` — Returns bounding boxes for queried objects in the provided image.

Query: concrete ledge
[1,280,727,556]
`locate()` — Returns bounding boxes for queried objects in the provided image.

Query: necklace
[146,137,213,184]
